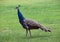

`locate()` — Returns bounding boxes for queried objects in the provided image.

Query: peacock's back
[24,19,42,29]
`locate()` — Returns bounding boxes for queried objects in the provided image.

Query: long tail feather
[39,25,51,32]
[42,27,51,32]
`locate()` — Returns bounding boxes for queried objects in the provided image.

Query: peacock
[16,5,51,37]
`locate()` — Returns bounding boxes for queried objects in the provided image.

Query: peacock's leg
[26,29,28,37]
[29,30,31,37]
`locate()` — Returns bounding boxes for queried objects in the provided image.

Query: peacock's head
[16,5,21,9]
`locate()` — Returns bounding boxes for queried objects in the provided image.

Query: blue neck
[17,9,25,21]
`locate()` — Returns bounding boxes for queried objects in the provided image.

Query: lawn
[0,0,60,42]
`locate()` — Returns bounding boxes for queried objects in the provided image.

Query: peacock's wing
[24,19,41,28]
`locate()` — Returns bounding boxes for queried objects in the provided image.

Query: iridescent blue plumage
[17,9,25,21]
[17,7,28,29]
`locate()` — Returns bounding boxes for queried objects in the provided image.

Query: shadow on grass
[21,35,51,39]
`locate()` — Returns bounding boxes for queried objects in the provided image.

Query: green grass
[0,0,60,42]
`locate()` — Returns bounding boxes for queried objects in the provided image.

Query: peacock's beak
[16,5,21,9]
[16,7,18,9]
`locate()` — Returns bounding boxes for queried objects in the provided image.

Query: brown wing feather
[24,19,41,28]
